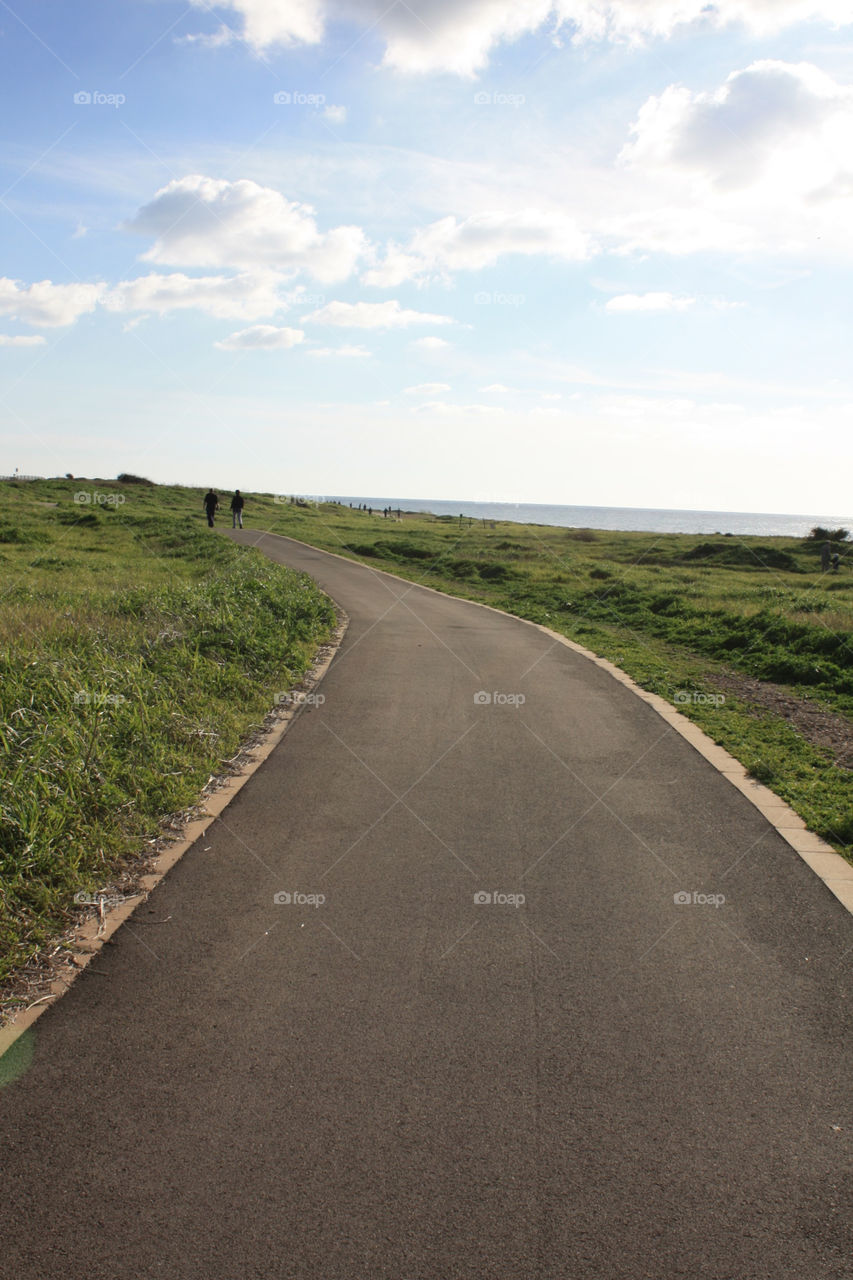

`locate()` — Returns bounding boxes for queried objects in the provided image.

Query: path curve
[0,530,850,1280]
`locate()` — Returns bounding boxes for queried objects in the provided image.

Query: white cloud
[306,344,372,357]
[214,324,305,350]
[104,272,286,320]
[323,105,348,125]
[621,60,853,190]
[480,383,513,392]
[608,60,853,256]
[126,175,367,282]
[410,400,500,414]
[0,333,46,347]
[302,300,454,328]
[412,336,451,350]
[0,278,103,328]
[364,209,589,286]
[605,291,695,312]
[404,382,451,395]
[188,0,324,49]
[192,2,853,74]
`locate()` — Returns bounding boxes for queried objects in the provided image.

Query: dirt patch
[711,671,853,770]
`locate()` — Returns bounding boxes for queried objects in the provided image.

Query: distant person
[203,489,219,527]
[230,489,245,529]
[832,552,840,572]
[821,541,831,572]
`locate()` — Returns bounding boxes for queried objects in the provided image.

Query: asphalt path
[1,530,851,1280]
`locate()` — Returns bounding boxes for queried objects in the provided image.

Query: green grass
[0,479,335,985]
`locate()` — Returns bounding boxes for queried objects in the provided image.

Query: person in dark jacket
[230,490,245,529]
[203,489,219,527]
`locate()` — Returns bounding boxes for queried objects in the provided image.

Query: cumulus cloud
[126,175,367,282]
[412,336,451,350]
[480,383,513,392]
[214,324,305,349]
[605,291,695,311]
[302,300,454,328]
[621,60,853,189]
[404,382,451,395]
[188,0,324,49]
[323,105,347,125]
[364,210,589,286]
[0,278,103,328]
[103,272,286,320]
[0,333,47,347]
[191,2,853,74]
[410,400,499,414]
[606,60,853,255]
[306,344,372,357]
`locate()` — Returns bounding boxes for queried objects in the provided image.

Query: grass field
[1,476,851,995]
[0,477,335,989]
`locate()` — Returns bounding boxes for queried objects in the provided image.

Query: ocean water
[322,497,853,539]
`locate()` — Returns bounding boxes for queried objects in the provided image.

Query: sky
[1,0,852,513]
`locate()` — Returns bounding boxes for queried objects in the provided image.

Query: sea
[314,498,853,539]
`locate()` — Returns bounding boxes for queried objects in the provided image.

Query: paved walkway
[1,531,850,1279]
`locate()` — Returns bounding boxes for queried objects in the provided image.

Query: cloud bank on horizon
[1,0,852,511]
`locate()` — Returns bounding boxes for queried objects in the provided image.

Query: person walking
[230,489,245,529]
[203,489,219,527]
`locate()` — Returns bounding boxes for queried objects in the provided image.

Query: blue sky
[2,0,852,512]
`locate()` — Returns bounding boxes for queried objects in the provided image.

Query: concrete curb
[0,607,349,1061]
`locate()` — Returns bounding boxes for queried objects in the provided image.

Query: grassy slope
[0,479,336,984]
